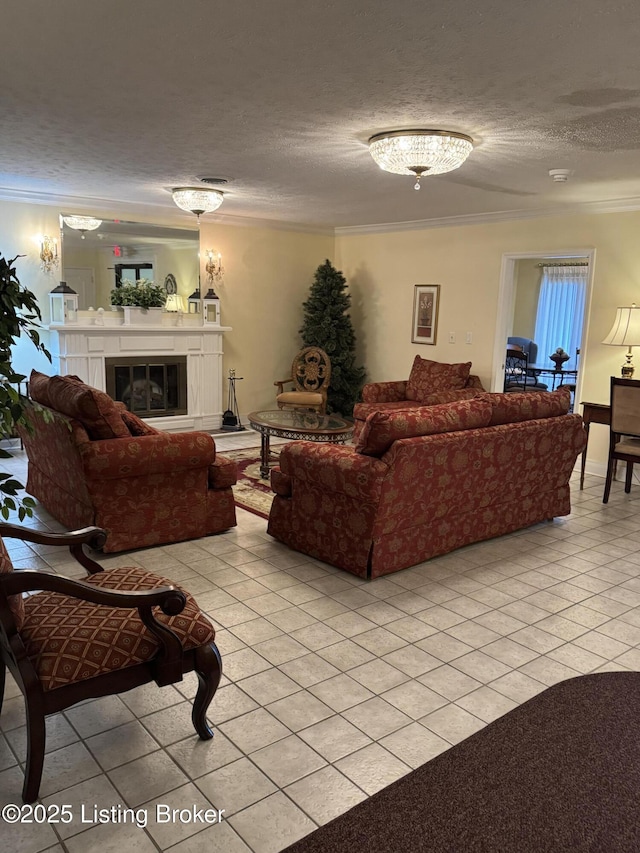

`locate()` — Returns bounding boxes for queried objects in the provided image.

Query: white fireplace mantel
[48,323,232,432]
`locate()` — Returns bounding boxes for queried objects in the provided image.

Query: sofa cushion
[46,375,130,440]
[406,356,472,401]
[28,370,53,408]
[356,398,494,457]
[120,410,160,436]
[20,566,216,691]
[484,388,571,426]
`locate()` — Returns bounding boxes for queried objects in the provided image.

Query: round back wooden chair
[274,346,331,414]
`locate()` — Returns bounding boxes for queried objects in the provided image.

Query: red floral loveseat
[268,390,586,578]
[18,371,237,552]
[353,355,486,439]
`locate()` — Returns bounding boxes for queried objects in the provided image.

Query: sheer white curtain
[533,265,588,369]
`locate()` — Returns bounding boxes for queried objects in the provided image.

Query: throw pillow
[405,356,472,401]
[356,398,493,457]
[120,410,159,437]
[47,375,130,441]
[28,370,52,408]
[484,388,571,426]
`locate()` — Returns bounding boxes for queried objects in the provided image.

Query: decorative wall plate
[164,273,177,295]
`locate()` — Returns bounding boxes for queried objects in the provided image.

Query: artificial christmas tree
[300,260,365,416]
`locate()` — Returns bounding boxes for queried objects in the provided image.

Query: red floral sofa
[353,355,486,439]
[18,371,237,552]
[268,390,586,578]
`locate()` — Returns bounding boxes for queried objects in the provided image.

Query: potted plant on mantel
[0,253,51,520]
[110,278,167,325]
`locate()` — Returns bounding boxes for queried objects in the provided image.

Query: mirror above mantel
[60,215,199,310]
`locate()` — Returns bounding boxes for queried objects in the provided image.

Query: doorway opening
[492,249,596,407]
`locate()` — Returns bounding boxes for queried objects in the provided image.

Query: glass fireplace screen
[105,356,188,418]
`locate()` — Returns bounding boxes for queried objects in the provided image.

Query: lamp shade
[602,306,640,346]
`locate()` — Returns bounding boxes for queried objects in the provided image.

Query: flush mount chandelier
[62,215,102,238]
[171,187,224,218]
[368,130,474,190]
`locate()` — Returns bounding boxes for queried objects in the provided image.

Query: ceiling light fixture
[171,187,224,219]
[368,130,474,190]
[62,215,102,239]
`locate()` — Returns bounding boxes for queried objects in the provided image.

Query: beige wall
[198,221,334,413]
[335,209,640,474]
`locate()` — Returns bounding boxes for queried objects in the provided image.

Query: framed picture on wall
[412,284,440,344]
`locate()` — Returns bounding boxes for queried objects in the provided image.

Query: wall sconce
[602,304,640,377]
[205,250,224,285]
[39,235,59,274]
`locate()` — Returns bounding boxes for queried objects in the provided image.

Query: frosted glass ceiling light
[62,215,102,238]
[368,130,473,190]
[172,187,224,218]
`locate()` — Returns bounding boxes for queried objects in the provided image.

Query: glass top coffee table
[248,410,354,479]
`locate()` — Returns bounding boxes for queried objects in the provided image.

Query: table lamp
[602,304,640,378]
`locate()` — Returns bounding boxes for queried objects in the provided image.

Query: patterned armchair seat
[18,371,237,552]
[353,356,485,439]
[268,390,586,579]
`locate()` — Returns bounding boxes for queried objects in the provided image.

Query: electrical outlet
[466,331,473,344]
[448,332,456,344]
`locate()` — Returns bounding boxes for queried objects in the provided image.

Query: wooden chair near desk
[603,377,640,503]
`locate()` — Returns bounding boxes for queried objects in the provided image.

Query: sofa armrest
[361,380,408,403]
[467,374,485,390]
[79,431,216,480]
[278,441,388,502]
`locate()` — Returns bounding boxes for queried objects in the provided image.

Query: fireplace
[105,356,187,418]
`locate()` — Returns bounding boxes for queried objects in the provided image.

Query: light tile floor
[1,432,639,852]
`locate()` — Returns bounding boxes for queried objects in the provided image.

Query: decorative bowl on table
[549,347,570,369]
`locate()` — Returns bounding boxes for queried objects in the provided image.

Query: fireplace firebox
[105,356,187,418]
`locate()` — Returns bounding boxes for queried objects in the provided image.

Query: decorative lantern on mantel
[187,288,201,314]
[49,281,78,324]
[203,288,221,326]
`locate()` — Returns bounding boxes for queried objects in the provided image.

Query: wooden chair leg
[625,462,634,493]
[23,698,46,803]
[191,642,222,740]
[603,455,616,504]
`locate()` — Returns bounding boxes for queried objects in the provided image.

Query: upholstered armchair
[18,371,237,552]
[0,523,222,803]
[275,347,331,414]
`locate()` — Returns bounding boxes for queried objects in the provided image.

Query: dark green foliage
[300,260,365,416]
[0,254,50,519]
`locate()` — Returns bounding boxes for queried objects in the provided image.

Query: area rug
[282,672,640,853]
[224,447,278,519]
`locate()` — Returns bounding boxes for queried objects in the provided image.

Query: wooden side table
[580,402,611,489]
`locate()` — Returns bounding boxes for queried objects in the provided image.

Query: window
[533,264,588,369]
[114,263,153,286]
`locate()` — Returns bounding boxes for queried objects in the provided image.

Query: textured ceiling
[4,0,640,228]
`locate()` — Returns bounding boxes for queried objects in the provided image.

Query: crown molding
[334,196,640,235]
[4,184,640,238]
[0,187,333,236]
